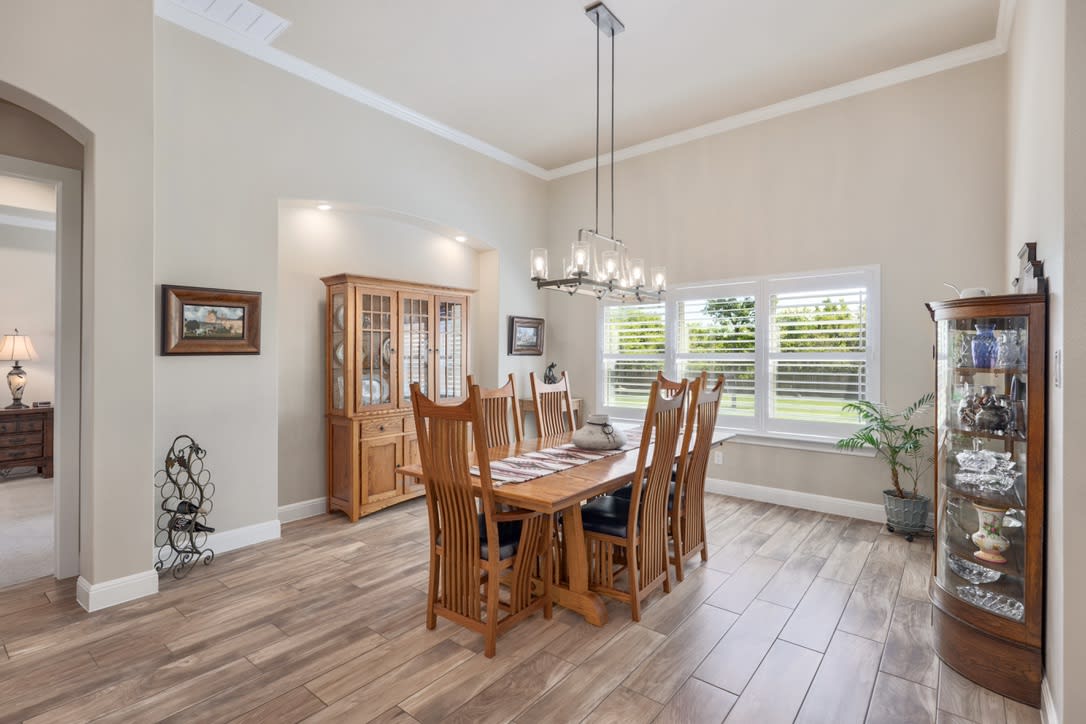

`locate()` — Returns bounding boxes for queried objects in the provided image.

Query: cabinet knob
[378,424,386,431]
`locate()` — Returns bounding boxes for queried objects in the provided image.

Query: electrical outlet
[713,451,723,465]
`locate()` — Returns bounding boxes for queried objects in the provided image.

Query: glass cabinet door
[329,290,346,412]
[437,296,466,400]
[935,313,1029,623]
[356,288,396,410]
[400,294,433,403]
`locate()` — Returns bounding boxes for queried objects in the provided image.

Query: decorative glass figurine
[972,323,997,368]
[996,332,1017,368]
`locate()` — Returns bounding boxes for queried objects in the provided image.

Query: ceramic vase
[972,503,1011,564]
[971,323,997,369]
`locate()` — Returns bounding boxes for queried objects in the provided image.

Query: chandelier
[530,1,665,303]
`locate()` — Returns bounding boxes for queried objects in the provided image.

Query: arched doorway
[0,93,86,585]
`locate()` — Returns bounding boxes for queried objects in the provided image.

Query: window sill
[608,418,875,457]
[722,430,876,457]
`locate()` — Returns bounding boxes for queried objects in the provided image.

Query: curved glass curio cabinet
[926,294,1046,707]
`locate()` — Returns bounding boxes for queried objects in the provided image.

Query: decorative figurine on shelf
[972,323,998,369]
[543,362,558,385]
[972,503,1011,564]
[996,332,1017,369]
[154,434,216,579]
[956,332,974,367]
[572,414,627,451]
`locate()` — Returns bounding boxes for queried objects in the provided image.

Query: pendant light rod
[611,27,615,240]
[594,8,600,235]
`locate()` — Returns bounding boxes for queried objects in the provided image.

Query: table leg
[552,504,608,626]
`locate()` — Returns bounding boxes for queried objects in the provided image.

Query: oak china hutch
[323,274,471,521]
[926,293,1046,706]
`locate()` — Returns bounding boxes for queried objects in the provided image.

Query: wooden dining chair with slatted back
[466,373,523,447]
[655,370,688,399]
[612,370,689,504]
[580,378,687,621]
[410,383,552,657]
[670,374,725,581]
[529,370,576,438]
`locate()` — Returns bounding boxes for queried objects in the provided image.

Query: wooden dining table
[396,427,735,627]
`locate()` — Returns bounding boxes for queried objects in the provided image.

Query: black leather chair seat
[440,513,522,561]
[610,480,678,511]
[581,494,634,537]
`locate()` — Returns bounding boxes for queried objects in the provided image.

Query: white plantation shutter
[675,287,757,426]
[601,303,665,411]
[597,266,879,438]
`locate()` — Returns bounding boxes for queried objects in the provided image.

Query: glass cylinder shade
[601,250,620,281]
[629,258,645,286]
[529,248,548,280]
[651,266,667,291]
[572,243,592,277]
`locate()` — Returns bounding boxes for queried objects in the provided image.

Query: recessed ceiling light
[454,235,467,243]
[317,203,332,211]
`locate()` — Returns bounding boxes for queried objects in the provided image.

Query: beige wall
[1006,0,1086,719]
[154,20,548,532]
[0,99,82,171]
[277,206,482,507]
[0,221,55,405]
[547,58,1007,506]
[0,0,155,586]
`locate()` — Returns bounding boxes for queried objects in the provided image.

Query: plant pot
[883,490,930,533]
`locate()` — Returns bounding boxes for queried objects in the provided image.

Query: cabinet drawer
[0,418,44,434]
[0,445,42,462]
[360,416,406,437]
[0,432,43,448]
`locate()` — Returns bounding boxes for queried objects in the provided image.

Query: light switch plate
[713,451,723,465]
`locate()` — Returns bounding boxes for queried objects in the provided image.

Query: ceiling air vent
[167,0,290,44]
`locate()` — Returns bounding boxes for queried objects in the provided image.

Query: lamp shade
[0,333,37,362]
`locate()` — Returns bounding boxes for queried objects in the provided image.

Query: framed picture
[162,285,262,355]
[508,316,544,356]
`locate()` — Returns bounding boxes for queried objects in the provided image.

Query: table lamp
[0,329,37,409]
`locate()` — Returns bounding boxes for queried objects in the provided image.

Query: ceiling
[251,0,1001,171]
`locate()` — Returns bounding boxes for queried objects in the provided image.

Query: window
[598,267,880,441]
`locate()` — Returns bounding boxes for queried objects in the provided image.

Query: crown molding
[548,36,1007,178]
[155,0,1013,182]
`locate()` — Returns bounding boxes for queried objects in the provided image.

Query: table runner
[472,442,634,484]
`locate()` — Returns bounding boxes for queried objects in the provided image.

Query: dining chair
[410,383,552,657]
[529,370,576,437]
[580,379,687,621]
[612,370,691,503]
[467,373,524,447]
[655,370,688,399]
[670,374,725,581]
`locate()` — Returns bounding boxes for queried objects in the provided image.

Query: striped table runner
[473,425,647,485]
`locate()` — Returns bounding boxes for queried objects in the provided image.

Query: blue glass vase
[972,323,997,369]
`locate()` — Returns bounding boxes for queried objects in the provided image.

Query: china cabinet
[926,293,1046,706]
[323,274,471,521]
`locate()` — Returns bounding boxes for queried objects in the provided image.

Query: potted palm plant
[836,393,935,540]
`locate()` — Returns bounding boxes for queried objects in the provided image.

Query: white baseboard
[278,497,327,523]
[1041,676,1058,724]
[152,519,282,569]
[76,570,159,612]
[707,478,886,522]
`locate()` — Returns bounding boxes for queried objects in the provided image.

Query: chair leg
[700,520,710,561]
[484,563,500,658]
[426,550,438,630]
[671,512,685,583]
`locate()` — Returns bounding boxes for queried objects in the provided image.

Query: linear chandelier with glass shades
[529,1,665,303]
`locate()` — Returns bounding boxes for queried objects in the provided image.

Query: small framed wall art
[508,315,544,356]
[162,285,262,355]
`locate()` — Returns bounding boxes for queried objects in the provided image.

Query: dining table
[396,425,736,627]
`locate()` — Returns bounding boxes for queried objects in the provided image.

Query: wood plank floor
[0,494,1043,723]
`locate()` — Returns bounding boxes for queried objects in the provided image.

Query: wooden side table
[0,406,54,478]
[518,397,584,429]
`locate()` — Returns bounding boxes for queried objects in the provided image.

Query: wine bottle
[193,521,215,533]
